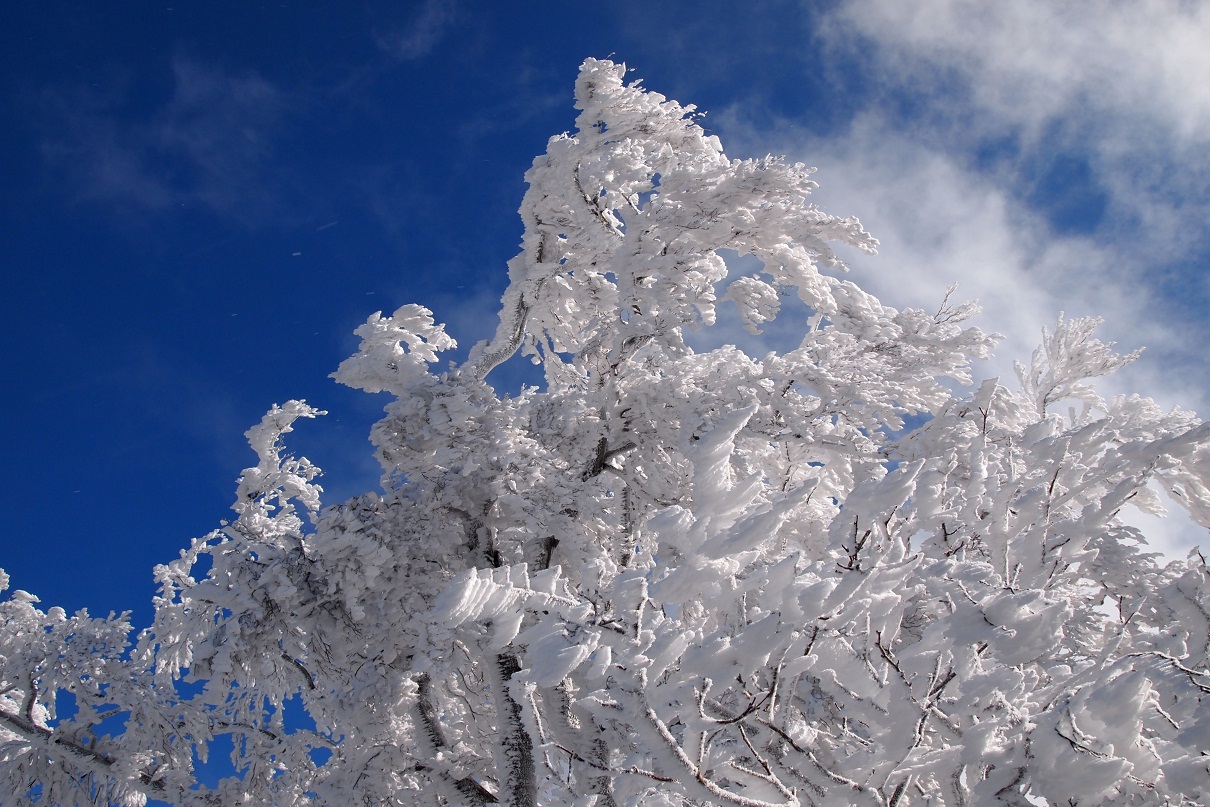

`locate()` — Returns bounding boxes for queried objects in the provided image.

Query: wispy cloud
[821,0,1210,262]
[41,56,291,223]
[374,0,461,61]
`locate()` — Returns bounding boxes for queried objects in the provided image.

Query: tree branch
[0,706,223,805]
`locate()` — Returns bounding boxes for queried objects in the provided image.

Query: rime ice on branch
[4,58,1210,807]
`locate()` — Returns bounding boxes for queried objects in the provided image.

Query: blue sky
[3,0,1209,626]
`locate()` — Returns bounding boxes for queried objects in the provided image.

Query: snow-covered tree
[4,58,1210,807]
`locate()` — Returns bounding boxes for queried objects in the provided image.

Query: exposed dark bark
[415,672,449,749]
[493,653,537,807]
[0,707,199,804]
[582,438,637,480]
[537,535,560,571]
[414,673,499,805]
[543,683,619,807]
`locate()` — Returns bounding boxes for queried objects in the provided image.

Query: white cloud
[827,0,1210,146]
[822,0,1210,260]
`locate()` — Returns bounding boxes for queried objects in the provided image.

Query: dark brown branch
[414,673,498,805]
[0,707,222,803]
[583,438,637,480]
[494,653,537,807]
[551,742,674,782]
[281,652,316,690]
[537,536,560,571]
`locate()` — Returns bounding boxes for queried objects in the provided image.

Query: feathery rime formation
[3,59,1210,806]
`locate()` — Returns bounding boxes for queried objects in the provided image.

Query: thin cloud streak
[374,0,461,61]
[41,56,289,223]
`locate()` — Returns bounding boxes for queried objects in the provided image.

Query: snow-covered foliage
[4,59,1210,806]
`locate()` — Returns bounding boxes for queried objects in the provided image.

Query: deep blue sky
[4,1,1209,626]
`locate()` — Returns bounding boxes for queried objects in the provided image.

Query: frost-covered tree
[4,59,1210,807]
